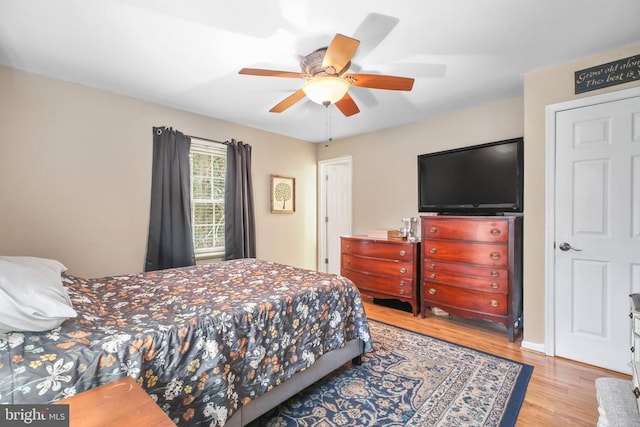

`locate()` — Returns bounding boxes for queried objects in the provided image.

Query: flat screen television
[417,137,524,214]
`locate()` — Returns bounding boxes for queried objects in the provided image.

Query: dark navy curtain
[224,139,256,260]
[144,126,195,271]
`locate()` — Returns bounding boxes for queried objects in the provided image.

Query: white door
[318,157,352,274]
[554,95,640,373]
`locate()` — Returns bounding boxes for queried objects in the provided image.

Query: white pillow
[0,256,77,333]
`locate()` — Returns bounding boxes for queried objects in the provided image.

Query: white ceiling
[1,0,639,143]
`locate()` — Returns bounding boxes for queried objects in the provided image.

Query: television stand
[420,215,523,341]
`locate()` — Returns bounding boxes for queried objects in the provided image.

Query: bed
[0,257,372,426]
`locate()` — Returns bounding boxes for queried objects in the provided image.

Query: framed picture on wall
[270,175,295,214]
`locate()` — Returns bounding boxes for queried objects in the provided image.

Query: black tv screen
[418,137,523,214]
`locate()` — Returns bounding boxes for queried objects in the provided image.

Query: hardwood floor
[362,300,630,426]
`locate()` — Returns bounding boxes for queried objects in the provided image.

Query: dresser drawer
[423,270,507,293]
[423,284,508,316]
[342,254,414,278]
[423,218,509,243]
[342,269,413,297]
[341,238,414,260]
[423,240,508,268]
[423,259,509,281]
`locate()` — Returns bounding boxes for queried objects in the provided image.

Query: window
[190,139,226,257]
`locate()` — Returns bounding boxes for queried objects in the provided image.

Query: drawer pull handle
[490,252,500,260]
[399,280,405,286]
[490,270,499,277]
[430,247,437,254]
[429,288,436,295]
[399,249,407,256]
[490,228,501,236]
[429,226,438,233]
[490,300,499,308]
[491,283,499,289]
[346,244,350,250]
[429,263,436,269]
[399,289,405,295]
[429,273,436,279]
[346,259,351,264]
[399,267,407,274]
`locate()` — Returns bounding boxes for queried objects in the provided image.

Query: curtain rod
[186,134,227,145]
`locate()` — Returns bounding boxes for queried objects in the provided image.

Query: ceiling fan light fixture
[302,77,350,105]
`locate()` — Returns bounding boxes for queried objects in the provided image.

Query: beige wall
[317,98,524,235]
[0,65,318,277]
[522,41,640,345]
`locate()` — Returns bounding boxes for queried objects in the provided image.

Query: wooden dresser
[421,215,523,341]
[341,236,420,316]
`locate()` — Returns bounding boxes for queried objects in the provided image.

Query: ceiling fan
[238,33,414,117]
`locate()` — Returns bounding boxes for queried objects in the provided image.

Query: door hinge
[325,216,329,223]
[324,258,329,264]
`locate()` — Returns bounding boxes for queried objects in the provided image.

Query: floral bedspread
[0,259,371,426]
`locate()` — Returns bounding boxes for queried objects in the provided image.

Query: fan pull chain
[323,100,332,147]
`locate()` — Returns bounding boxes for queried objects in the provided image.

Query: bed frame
[225,339,364,426]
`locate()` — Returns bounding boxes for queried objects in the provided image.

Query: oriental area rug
[250,320,533,427]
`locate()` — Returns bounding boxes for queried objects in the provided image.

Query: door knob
[559,242,582,252]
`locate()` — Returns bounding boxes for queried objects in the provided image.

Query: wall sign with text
[575,54,640,94]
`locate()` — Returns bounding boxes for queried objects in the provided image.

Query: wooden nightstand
[54,376,174,427]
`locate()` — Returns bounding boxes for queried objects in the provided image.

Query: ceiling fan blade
[269,89,306,113]
[351,13,399,60]
[346,74,414,91]
[322,34,360,74]
[335,93,360,117]
[239,68,302,78]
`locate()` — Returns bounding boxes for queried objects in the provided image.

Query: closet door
[554,95,640,373]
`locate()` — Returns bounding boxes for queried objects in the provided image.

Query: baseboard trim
[521,340,545,354]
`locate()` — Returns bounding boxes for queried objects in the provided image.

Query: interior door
[554,95,640,373]
[318,157,352,274]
